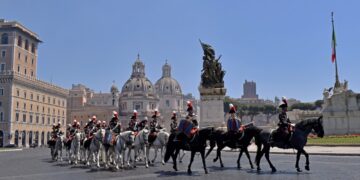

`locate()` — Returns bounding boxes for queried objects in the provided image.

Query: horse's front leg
[244,147,254,169]
[295,150,302,172]
[237,148,244,169]
[144,146,149,168]
[96,151,100,168]
[133,147,137,168]
[152,147,158,164]
[187,150,196,174]
[126,147,132,167]
[302,149,310,171]
[201,150,208,174]
[172,148,179,171]
[160,146,165,165]
[263,146,276,172]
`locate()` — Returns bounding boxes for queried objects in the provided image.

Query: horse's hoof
[162,161,165,165]
[179,160,182,163]
[173,166,178,171]
[213,159,216,162]
[145,165,149,168]
[297,168,302,172]
[272,168,277,173]
[205,169,209,174]
[187,169,192,175]
[115,165,119,170]
[220,164,224,168]
[305,165,310,171]
[257,167,261,171]
[250,165,254,169]
[237,165,241,169]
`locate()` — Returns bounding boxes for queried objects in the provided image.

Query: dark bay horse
[254,116,324,172]
[164,127,214,174]
[205,126,262,169]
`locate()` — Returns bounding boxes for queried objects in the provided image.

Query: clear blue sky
[1,0,359,102]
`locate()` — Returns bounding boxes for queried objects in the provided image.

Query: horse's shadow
[248,169,311,175]
[154,170,202,177]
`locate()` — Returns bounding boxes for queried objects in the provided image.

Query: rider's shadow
[247,170,311,175]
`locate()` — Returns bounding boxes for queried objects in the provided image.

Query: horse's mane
[295,118,319,130]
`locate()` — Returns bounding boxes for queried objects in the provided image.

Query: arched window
[1,33,8,44]
[17,36,22,47]
[25,39,29,50]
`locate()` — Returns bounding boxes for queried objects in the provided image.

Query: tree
[290,103,316,111]
[263,105,277,124]
[314,100,324,109]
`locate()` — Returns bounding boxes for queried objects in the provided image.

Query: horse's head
[138,128,149,144]
[313,116,324,138]
[127,131,135,145]
[95,128,105,140]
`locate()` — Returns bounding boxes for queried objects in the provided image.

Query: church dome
[155,61,182,95]
[110,82,119,94]
[121,55,156,96]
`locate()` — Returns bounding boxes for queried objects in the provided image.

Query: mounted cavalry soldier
[149,109,162,144]
[226,104,243,146]
[170,111,178,134]
[128,110,139,132]
[107,111,121,145]
[138,116,149,131]
[83,116,97,149]
[270,96,293,147]
[175,101,199,146]
[49,122,62,146]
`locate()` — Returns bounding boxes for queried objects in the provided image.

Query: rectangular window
[0,89,3,96]
[30,115,33,123]
[18,52,20,59]
[1,50,5,58]
[52,118,55,124]
[16,113,19,122]
[0,63,5,72]
[166,100,170,107]
[25,55,27,63]
[0,101,2,107]
[36,116,39,123]
[0,112,3,121]
[42,117,45,124]
[23,114,26,122]
[32,58,34,65]
[47,117,50,124]
[17,65,20,72]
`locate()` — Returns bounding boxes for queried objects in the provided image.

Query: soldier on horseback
[270,96,292,147]
[108,111,121,145]
[128,110,139,132]
[150,109,162,133]
[170,111,178,134]
[138,116,148,131]
[174,101,198,146]
[226,104,243,146]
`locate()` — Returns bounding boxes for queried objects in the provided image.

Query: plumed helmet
[279,96,288,109]
[58,122,61,126]
[102,120,106,124]
[143,116,148,121]
[76,122,80,126]
[113,111,118,116]
[229,103,236,114]
[97,120,101,124]
[92,115,97,120]
[73,119,77,123]
[187,101,192,107]
[88,119,92,122]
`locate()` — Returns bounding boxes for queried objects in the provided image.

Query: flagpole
[332,12,341,88]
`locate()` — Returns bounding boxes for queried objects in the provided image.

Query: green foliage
[314,100,324,108]
[308,135,360,145]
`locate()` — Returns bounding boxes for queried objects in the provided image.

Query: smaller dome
[155,61,182,95]
[110,81,119,93]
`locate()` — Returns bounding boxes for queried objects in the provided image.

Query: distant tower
[242,80,258,99]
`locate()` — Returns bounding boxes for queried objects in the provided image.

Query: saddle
[149,132,157,144]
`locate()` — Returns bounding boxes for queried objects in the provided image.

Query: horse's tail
[164,133,176,163]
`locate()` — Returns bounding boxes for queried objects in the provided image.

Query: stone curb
[0,148,23,152]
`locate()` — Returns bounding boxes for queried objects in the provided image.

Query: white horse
[86,128,105,168]
[108,131,136,169]
[127,128,150,168]
[148,130,169,165]
[51,134,65,161]
[68,132,81,165]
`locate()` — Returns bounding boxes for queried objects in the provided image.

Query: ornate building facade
[0,19,68,147]
[119,55,159,125]
[155,61,184,128]
[67,84,119,127]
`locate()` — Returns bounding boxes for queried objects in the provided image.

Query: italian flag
[331,21,336,63]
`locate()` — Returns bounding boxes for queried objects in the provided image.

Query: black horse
[205,126,262,169]
[164,127,214,174]
[254,116,324,172]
